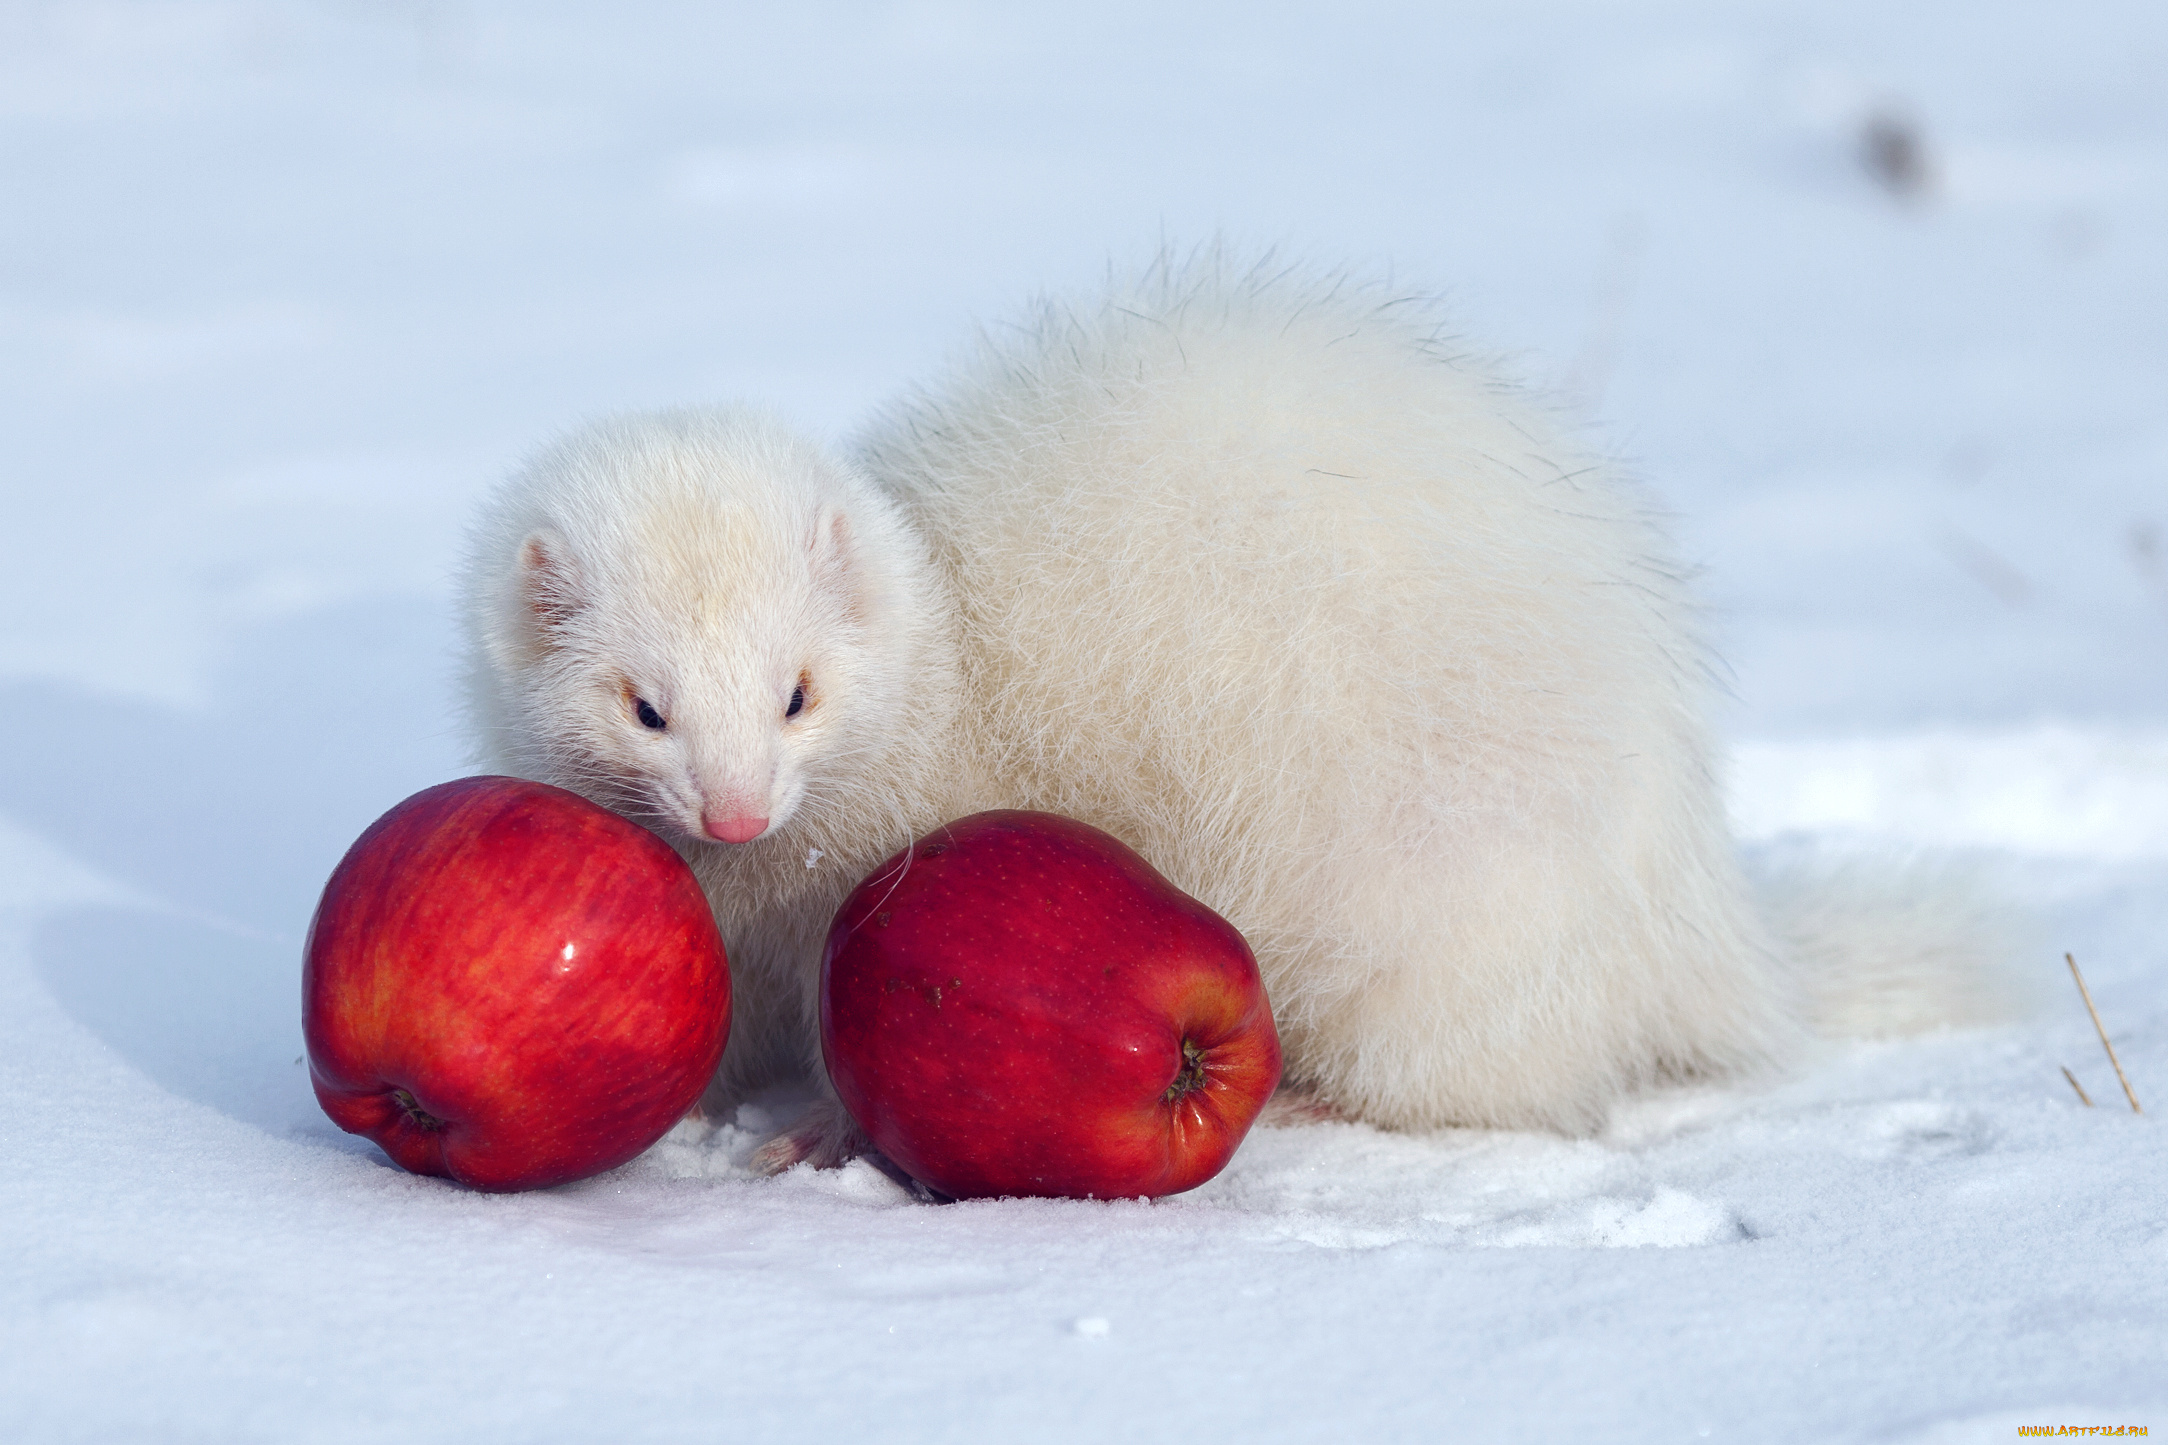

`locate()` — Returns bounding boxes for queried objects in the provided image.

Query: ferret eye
[785,684,806,719]
[634,697,667,731]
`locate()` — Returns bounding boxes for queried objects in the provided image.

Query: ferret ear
[515,530,585,650]
[809,506,869,625]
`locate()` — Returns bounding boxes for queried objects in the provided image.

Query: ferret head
[463,408,926,850]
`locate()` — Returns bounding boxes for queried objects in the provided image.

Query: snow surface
[3,3,2164,1441]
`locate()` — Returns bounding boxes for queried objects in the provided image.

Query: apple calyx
[393,1088,447,1132]
[1161,1037,1209,1105]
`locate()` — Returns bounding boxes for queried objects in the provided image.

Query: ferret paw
[749,1099,867,1175]
[1255,1088,1347,1127]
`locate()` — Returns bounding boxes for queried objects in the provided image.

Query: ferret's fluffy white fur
[460,255,2024,1143]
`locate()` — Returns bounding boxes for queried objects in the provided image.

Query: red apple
[304,776,729,1192]
[821,810,1282,1200]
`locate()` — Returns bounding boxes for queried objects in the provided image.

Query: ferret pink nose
[702,811,769,845]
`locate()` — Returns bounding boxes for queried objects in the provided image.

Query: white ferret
[460,255,2022,1166]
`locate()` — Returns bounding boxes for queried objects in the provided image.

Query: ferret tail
[1754,853,2044,1038]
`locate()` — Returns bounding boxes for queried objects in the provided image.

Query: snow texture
[2,3,2163,1441]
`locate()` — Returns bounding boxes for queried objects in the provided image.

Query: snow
[2,2,2163,1440]
[1732,729,2168,862]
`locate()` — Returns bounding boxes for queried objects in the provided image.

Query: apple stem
[1161,1038,1209,1105]
[393,1088,447,1132]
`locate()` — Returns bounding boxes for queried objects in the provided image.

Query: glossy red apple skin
[821,810,1282,1201]
[303,776,729,1192]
